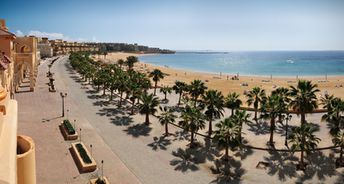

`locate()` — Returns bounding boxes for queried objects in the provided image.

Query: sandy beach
[93,52,344,102]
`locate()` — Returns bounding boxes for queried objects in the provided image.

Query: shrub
[75,143,92,164]
[63,119,75,135]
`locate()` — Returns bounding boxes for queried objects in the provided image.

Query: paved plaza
[16,56,344,183]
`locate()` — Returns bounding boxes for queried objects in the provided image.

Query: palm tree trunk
[164,93,167,101]
[300,148,304,169]
[119,91,123,107]
[178,92,182,106]
[110,90,113,101]
[239,122,243,144]
[131,102,135,114]
[145,113,149,125]
[225,145,229,161]
[301,112,306,125]
[340,146,343,163]
[300,133,306,169]
[231,109,234,117]
[190,131,194,147]
[165,123,169,135]
[254,109,258,120]
[208,118,213,137]
[154,81,157,95]
[97,84,100,92]
[103,85,106,95]
[269,118,275,146]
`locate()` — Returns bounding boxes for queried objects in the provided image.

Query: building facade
[50,39,99,56]
[37,37,53,58]
[0,19,36,184]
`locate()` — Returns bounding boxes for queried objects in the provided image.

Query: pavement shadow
[172,130,190,141]
[42,116,61,123]
[296,151,338,183]
[246,120,270,135]
[210,158,246,184]
[234,146,254,160]
[86,89,99,94]
[147,136,172,151]
[123,123,152,137]
[169,148,199,173]
[262,151,298,181]
[191,138,221,163]
[110,116,133,126]
[335,171,344,184]
[96,107,125,117]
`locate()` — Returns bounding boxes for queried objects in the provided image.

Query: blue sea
[139,51,344,76]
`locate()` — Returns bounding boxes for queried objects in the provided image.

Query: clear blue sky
[1,0,344,51]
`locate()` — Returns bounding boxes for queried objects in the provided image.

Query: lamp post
[60,92,67,117]
[90,144,93,157]
[79,128,82,143]
[101,160,104,180]
[284,113,292,147]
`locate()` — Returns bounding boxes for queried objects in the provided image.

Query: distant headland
[91,42,175,54]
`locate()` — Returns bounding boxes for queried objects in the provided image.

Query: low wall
[17,135,36,184]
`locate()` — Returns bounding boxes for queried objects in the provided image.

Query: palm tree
[149,69,165,95]
[272,87,290,123]
[246,87,266,120]
[261,94,285,146]
[158,106,177,136]
[232,110,250,144]
[128,82,141,115]
[289,80,320,125]
[138,92,159,125]
[213,117,240,160]
[189,80,208,107]
[117,59,125,69]
[288,123,321,170]
[179,105,206,148]
[160,86,172,101]
[126,56,138,70]
[202,90,225,136]
[103,51,108,59]
[225,92,242,117]
[333,129,344,167]
[173,81,187,106]
[321,97,344,135]
[116,70,129,107]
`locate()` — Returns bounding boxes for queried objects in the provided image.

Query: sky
[1,0,344,51]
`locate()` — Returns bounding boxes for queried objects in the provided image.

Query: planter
[70,142,97,172]
[90,176,110,184]
[60,120,78,140]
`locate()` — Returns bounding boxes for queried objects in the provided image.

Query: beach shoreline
[95,52,344,100]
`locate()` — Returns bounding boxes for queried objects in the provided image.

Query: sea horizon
[139,50,344,77]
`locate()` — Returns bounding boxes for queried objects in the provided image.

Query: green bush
[63,119,75,135]
[75,143,92,164]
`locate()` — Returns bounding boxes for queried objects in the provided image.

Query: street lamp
[284,113,292,147]
[60,92,67,117]
[90,144,93,157]
[101,160,104,180]
[79,128,82,143]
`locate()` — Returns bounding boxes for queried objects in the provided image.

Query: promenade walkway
[16,56,344,183]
